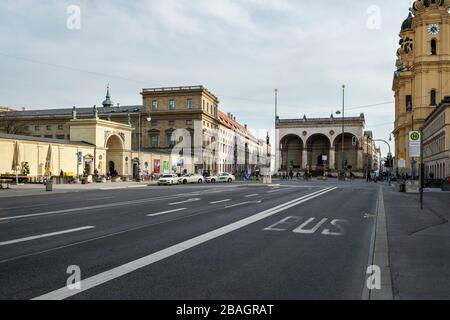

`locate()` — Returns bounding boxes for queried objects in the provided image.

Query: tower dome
[401,12,414,31]
[412,0,450,13]
[102,85,113,108]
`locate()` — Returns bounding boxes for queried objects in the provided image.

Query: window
[169,99,175,110]
[152,100,158,111]
[167,133,176,148]
[58,124,64,130]
[151,135,159,148]
[35,125,40,131]
[406,95,413,112]
[431,89,437,106]
[186,119,193,126]
[44,135,53,139]
[431,39,437,55]
[187,99,193,109]
[168,120,175,127]
[56,135,65,140]
[46,125,52,131]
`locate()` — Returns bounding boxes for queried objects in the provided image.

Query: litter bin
[46,179,53,192]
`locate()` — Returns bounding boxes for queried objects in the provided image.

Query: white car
[216,172,236,183]
[158,174,179,185]
[178,174,205,184]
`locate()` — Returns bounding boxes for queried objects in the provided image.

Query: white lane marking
[147,208,186,217]
[225,200,262,208]
[33,187,337,300]
[0,193,198,222]
[169,198,201,206]
[267,189,283,193]
[293,218,329,234]
[86,197,114,201]
[0,204,49,210]
[245,194,259,198]
[0,226,95,246]
[210,199,231,204]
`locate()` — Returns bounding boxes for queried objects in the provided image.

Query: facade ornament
[72,106,77,120]
[93,105,99,119]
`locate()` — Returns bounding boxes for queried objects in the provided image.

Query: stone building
[393,0,450,175]
[275,114,379,177]
[422,96,450,179]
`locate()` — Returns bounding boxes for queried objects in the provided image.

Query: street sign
[77,151,83,165]
[398,159,406,169]
[409,131,421,158]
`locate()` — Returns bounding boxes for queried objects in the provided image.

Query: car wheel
[211,179,216,183]
[198,179,203,184]
[228,178,232,183]
[183,179,188,185]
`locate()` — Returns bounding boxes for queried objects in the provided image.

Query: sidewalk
[0,181,156,198]
[383,185,450,299]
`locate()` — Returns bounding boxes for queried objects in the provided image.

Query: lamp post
[335,84,345,179]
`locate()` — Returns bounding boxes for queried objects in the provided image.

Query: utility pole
[341,85,345,174]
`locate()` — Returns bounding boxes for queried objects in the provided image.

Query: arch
[306,134,331,175]
[431,39,437,55]
[280,134,304,170]
[430,89,437,106]
[106,134,125,177]
[333,133,359,171]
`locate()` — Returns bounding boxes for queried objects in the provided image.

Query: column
[329,148,335,170]
[302,149,308,169]
[357,148,364,171]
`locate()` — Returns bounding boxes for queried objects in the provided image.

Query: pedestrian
[289,170,294,180]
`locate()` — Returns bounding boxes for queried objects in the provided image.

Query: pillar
[302,149,308,169]
[357,148,364,171]
[329,148,335,170]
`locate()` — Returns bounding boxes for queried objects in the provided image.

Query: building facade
[422,96,450,179]
[0,85,270,178]
[393,0,450,175]
[275,114,379,177]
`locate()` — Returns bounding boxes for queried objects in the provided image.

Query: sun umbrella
[11,141,20,184]
[45,145,52,176]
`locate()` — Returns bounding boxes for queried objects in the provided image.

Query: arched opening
[430,89,437,106]
[306,134,331,176]
[280,135,304,170]
[431,39,437,55]
[106,135,124,177]
[333,133,358,172]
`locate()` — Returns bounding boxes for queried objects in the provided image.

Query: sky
[0,0,414,157]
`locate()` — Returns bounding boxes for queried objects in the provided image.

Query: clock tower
[393,0,450,175]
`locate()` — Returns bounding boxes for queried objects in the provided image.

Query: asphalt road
[0,181,379,300]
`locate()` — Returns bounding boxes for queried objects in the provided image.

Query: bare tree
[0,115,28,135]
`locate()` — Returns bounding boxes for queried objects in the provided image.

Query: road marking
[33,187,336,300]
[147,208,186,217]
[86,197,114,201]
[225,200,262,208]
[0,193,199,222]
[264,216,303,232]
[0,204,49,210]
[245,194,259,198]
[169,198,201,206]
[293,218,329,234]
[267,189,282,193]
[0,226,94,246]
[210,199,231,204]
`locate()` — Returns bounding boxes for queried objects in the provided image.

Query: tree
[0,115,27,135]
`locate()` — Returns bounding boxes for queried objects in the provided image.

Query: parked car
[158,174,179,186]
[216,172,236,183]
[206,174,218,183]
[178,174,205,184]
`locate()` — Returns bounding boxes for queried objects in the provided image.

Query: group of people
[279,170,312,180]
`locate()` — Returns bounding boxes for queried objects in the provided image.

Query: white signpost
[409,131,421,158]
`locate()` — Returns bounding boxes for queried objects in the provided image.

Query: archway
[333,133,358,171]
[306,134,331,176]
[280,135,304,170]
[106,135,124,177]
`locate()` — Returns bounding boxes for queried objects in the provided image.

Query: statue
[93,105,99,119]
[127,113,132,126]
[72,106,77,120]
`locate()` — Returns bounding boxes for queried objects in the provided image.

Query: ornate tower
[102,85,113,108]
[393,0,450,174]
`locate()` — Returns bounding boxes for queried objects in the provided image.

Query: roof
[0,105,143,118]
[141,85,219,102]
[218,110,256,140]
[277,114,365,125]
[0,133,95,147]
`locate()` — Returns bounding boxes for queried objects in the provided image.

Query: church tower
[393,0,450,174]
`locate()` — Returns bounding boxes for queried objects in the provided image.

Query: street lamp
[335,84,345,179]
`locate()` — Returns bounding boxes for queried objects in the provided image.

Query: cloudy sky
[0,0,413,156]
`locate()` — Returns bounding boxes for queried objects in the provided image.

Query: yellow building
[393,0,450,175]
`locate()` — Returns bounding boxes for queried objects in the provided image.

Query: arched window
[431,39,437,55]
[430,89,437,106]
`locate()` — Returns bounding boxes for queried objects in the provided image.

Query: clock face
[428,24,440,36]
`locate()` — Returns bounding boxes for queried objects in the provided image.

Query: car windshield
[162,175,173,178]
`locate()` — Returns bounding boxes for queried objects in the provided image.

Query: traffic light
[385,154,393,168]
